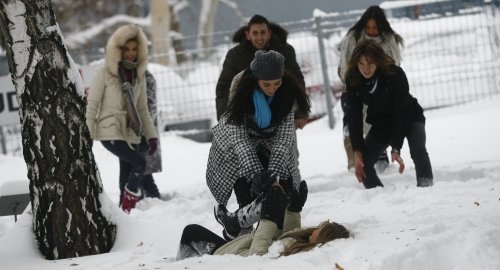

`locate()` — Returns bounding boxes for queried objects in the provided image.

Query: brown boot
[344,136,355,172]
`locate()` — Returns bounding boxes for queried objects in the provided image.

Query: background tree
[0,0,115,259]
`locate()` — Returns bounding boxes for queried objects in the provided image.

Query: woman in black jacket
[206,50,310,240]
[345,40,433,189]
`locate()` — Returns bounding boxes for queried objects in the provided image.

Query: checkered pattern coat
[206,111,298,205]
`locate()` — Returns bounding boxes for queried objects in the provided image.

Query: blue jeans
[101,140,146,196]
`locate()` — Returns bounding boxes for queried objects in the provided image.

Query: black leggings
[362,122,433,188]
[176,224,227,261]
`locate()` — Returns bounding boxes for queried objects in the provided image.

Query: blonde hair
[280,221,349,256]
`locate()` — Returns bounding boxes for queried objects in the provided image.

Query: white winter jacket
[86,24,158,148]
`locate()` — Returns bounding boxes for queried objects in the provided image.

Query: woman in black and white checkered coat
[206,50,310,239]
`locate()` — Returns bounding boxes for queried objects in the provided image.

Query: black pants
[101,140,146,195]
[362,122,433,188]
[176,224,227,261]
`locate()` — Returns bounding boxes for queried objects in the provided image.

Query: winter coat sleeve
[136,78,158,140]
[216,49,239,121]
[249,220,278,256]
[86,66,106,139]
[282,44,308,120]
[338,32,356,84]
[228,70,245,104]
[346,79,366,153]
[267,112,296,174]
[390,69,413,151]
[283,44,305,89]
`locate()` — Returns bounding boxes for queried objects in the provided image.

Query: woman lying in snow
[176,181,350,260]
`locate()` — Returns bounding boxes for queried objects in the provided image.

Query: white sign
[0,75,19,126]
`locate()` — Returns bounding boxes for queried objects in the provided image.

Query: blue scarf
[253,88,274,128]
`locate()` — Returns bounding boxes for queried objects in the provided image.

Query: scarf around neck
[119,60,138,84]
[120,59,139,70]
[253,88,274,128]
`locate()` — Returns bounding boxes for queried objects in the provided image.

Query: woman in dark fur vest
[207,50,310,241]
[345,39,433,189]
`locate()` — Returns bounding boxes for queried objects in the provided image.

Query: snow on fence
[1,1,499,155]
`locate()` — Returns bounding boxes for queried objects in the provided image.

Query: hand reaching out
[354,151,366,183]
[391,152,405,174]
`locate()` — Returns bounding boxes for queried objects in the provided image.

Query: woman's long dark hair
[345,39,396,86]
[348,5,402,45]
[280,221,350,256]
[226,70,310,126]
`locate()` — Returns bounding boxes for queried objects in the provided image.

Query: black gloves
[288,180,308,213]
[250,170,279,198]
[260,186,289,225]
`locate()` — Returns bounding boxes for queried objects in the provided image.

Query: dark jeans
[101,140,146,195]
[176,224,227,261]
[361,122,433,188]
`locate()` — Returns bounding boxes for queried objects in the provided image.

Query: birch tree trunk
[151,0,171,65]
[0,0,115,260]
[197,0,219,60]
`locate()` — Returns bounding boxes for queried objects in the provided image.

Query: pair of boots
[214,193,264,241]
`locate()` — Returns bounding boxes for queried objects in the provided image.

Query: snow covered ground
[0,95,499,270]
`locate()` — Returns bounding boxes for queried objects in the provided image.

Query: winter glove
[148,138,158,155]
[250,170,280,198]
[288,180,308,213]
[260,186,289,225]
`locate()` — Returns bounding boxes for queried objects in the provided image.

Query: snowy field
[0,95,499,270]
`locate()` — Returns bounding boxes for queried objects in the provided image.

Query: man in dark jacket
[214,15,307,231]
[215,14,306,124]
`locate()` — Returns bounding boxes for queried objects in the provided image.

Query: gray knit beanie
[250,50,285,80]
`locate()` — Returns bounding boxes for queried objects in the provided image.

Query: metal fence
[1,0,500,155]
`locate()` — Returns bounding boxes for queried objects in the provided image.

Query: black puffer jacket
[215,23,305,120]
[346,66,425,153]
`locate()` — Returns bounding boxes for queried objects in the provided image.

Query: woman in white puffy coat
[86,24,158,214]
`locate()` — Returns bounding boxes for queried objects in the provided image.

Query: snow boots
[214,193,264,241]
[122,185,142,214]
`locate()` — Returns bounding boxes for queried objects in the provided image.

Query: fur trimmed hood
[105,24,148,78]
[231,22,289,44]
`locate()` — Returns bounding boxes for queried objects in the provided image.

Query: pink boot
[122,186,141,214]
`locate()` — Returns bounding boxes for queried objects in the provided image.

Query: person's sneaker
[214,204,241,241]
[122,186,142,214]
[375,151,390,174]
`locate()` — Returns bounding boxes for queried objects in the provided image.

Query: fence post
[314,16,336,129]
[0,126,6,155]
